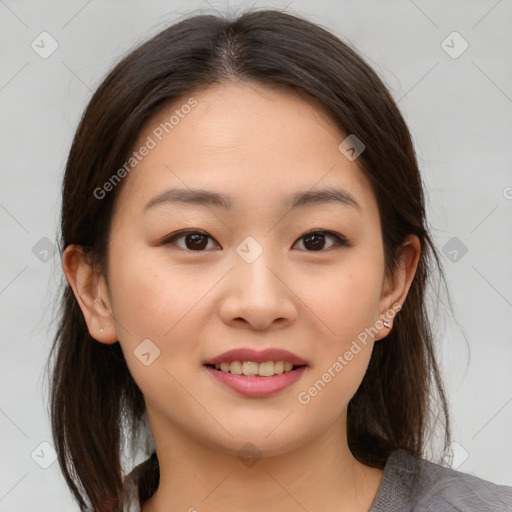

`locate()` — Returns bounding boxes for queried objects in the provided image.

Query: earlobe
[61,244,118,344]
[376,234,421,339]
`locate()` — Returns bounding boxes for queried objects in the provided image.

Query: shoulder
[370,448,512,512]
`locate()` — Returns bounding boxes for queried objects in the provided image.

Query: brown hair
[46,8,452,511]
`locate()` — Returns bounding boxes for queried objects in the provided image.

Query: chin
[197,417,317,461]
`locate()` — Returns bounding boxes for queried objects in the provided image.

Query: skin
[63,81,420,512]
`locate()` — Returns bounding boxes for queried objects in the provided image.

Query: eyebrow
[143,186,361,213]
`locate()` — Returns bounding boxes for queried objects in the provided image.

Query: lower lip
[204,365,307,397]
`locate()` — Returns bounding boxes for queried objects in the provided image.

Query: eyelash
[160,229,351,252]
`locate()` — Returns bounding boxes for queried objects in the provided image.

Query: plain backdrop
[1,0,511,510]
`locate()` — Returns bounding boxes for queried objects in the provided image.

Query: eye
[293,230,350,252]
[161,230,220,251]
[161,229,350,252]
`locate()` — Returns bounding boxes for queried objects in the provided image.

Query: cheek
[106,243,211,359]
[294,251,384,348]
[109,234,190,316]
[107,251,211,405]
[296,267,379,415]
[291,248,383,408]
[295,345,373,426]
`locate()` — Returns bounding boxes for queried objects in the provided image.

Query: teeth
[229,361,243,375]
[242,361,259,376]
[257,361,274,377]
[213,360,299,377]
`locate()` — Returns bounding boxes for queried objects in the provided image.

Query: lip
[204,365,308,397]
[203,348,309,398]
[203,348,308,366]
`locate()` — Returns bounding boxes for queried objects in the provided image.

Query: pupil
[187,233,207,250]
[305,233,325,250]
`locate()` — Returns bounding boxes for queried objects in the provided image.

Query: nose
[218,247,298,331]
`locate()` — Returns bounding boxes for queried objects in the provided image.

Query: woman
[47,8,512,512]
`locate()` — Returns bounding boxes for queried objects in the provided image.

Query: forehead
[112,81,377,220]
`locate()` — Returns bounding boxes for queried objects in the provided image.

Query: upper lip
[204,348,308,366]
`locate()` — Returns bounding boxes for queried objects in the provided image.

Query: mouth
[203,348,308,397]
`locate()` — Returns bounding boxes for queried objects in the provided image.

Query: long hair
[46,8,452,511]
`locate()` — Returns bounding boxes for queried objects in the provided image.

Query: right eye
[161,230,221,251]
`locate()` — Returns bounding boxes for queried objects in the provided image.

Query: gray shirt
[122,449,512,511]
[368,449,512,511]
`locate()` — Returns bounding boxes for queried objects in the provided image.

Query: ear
[61,244,118,344]
[375,234,421,340]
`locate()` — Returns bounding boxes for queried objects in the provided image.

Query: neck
[141,414,383,512]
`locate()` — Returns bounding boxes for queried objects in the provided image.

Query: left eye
[161,229,349,252]
[293,230,349,251]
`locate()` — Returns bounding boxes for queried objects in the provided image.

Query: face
[94,81,402,457]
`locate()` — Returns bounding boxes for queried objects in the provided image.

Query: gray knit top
[122,449,512,511]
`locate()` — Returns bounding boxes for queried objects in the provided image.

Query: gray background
[1,0,511,510]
